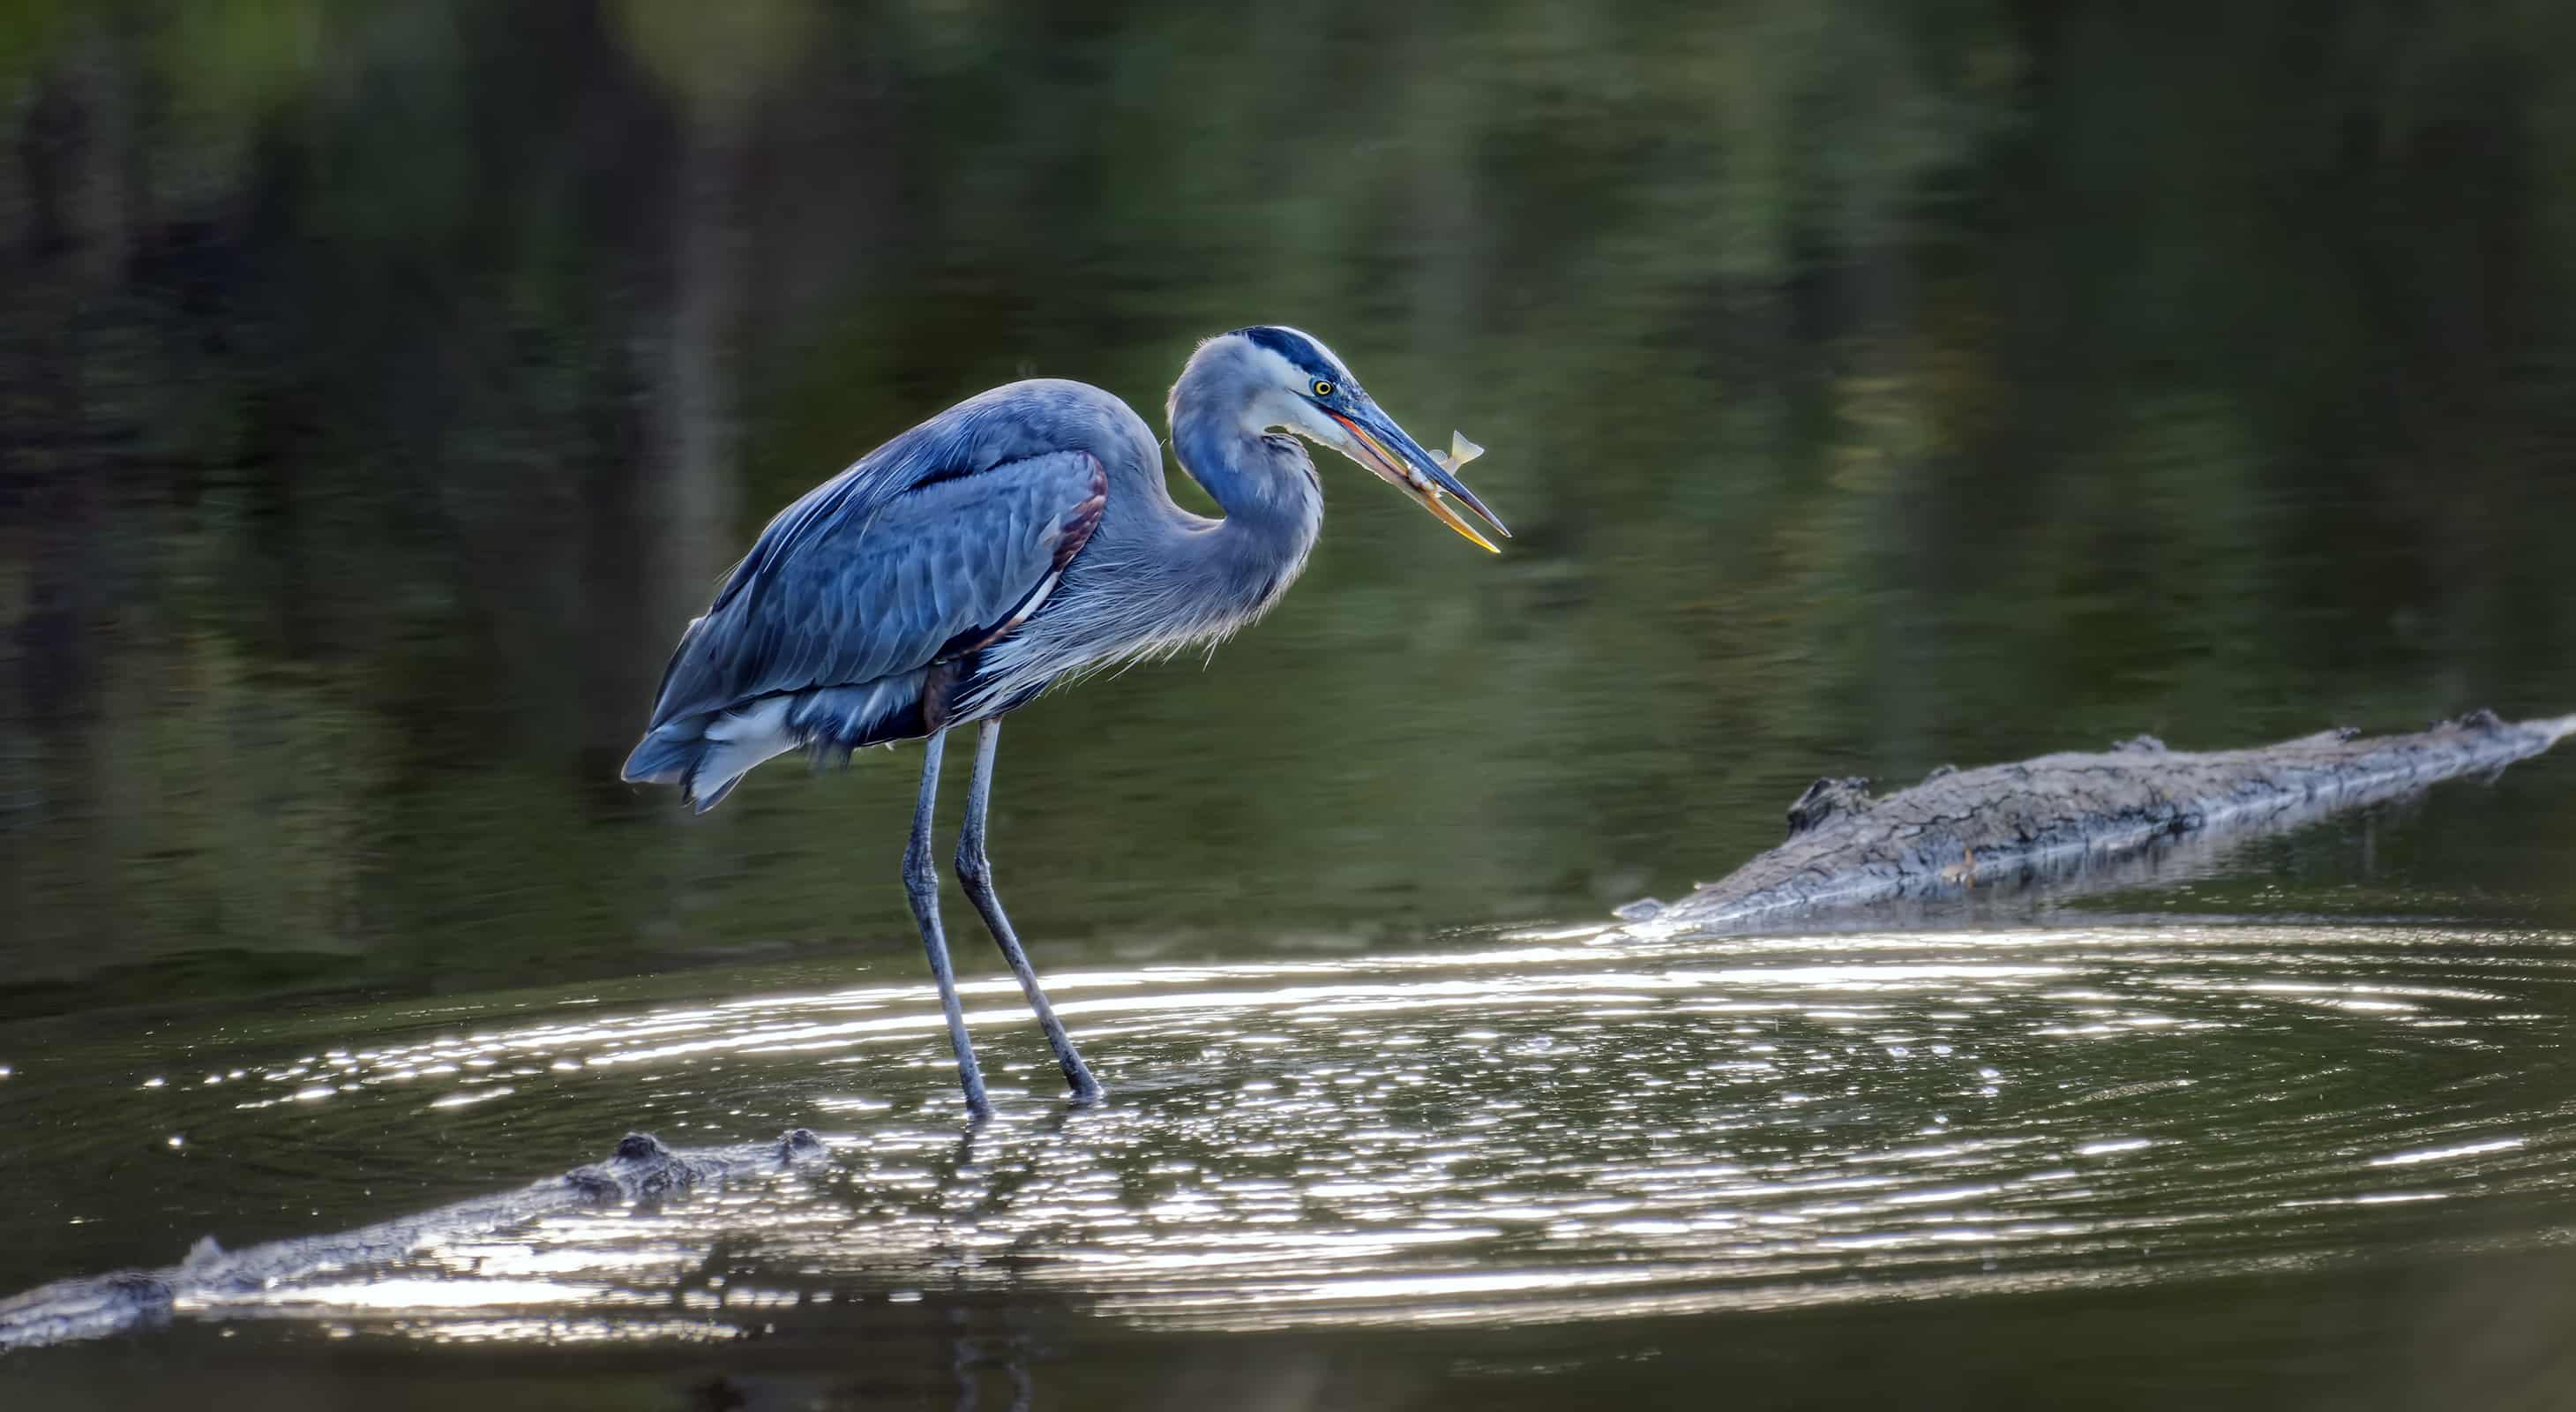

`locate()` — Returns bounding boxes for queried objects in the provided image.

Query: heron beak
[1327,404,1510,553]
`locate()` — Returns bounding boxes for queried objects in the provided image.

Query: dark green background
[7,0,2574,1003]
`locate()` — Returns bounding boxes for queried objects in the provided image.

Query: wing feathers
[640,449,1108,732]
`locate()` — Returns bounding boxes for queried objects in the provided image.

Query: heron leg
[955,718,1105,1103]
[904,726,990,1118]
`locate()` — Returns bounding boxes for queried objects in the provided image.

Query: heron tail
[621,698,797,815]
[622,679,930,814]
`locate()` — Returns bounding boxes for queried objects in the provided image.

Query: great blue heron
[622,327,1507,1116]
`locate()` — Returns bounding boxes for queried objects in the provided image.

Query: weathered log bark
[0,1130,824,1352]
[1620,710,2576,933]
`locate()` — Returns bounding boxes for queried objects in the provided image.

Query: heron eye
[1311,379,1335,399]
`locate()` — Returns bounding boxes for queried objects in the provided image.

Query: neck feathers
[955,349,1329,715]
[1160,350,1326,627]
[1169,362,1312,522]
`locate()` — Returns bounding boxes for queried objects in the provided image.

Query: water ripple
[9,923,2576,1342]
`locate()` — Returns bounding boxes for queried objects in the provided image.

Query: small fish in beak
[1411,431,1498,552]
[1433,430,1484,475]
[1326,407,1509,552]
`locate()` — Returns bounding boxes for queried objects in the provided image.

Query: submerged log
[0,1129,827,1352]
[1620,710,2576,933]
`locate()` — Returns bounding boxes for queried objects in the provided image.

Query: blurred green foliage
[4,1,2575,1007]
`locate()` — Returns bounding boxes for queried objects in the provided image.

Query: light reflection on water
[11,923,2576,1345]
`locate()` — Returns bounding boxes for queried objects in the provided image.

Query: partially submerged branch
[0,1130,826,1352]
[1621,710,2576,933]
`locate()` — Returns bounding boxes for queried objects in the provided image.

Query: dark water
[14,897,2576,1407]
[7,4,2576,1406]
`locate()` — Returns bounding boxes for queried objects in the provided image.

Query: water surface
[12,893,2576,1405]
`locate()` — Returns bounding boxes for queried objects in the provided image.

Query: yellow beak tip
[1423,498,1501,553]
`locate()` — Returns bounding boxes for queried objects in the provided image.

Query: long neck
[1155,380,1325,627]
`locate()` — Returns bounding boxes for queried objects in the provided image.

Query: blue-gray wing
[642,449,1109,732]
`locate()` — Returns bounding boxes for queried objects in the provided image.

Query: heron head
[1194,326,1509,552]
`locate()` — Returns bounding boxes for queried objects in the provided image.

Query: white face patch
[1229,336,1363,453]
[1236,339,1309,396]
